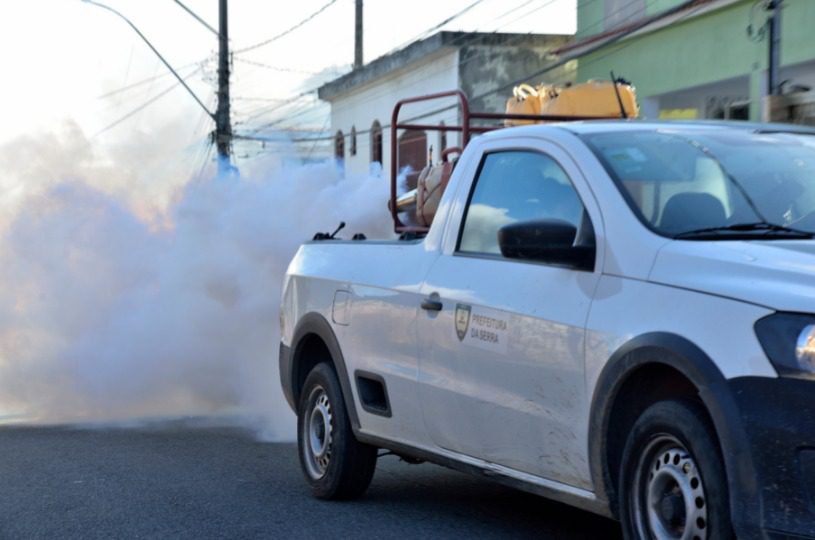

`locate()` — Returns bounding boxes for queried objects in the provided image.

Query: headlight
[797,324,815,370]
[755,313,815,377]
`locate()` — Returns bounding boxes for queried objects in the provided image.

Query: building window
[335,130,345,160]
[371,120,383,164]
[350,126,357,156]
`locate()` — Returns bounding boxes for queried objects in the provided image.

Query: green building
[569,0,815,122]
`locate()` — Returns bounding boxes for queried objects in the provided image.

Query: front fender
[589,332,762,539]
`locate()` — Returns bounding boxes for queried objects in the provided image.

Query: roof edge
[318,31,573,101]
[557,0,738,57]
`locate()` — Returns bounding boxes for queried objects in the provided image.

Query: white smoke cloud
[0,122,393,441]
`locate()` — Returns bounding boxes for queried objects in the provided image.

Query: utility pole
[767,0,782,96]
[216,0,233,173]
[354,0,363,69]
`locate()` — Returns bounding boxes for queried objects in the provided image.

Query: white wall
[329,50,462,178]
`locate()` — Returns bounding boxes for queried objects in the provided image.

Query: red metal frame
[389,89,618,234]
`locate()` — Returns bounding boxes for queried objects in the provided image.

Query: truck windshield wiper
[674,222,814,239]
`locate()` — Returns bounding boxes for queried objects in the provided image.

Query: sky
[0,0,576,173]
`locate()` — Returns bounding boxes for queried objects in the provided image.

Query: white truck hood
[648,239,815,312]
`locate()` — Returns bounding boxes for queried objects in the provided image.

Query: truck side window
[458,151,586,256]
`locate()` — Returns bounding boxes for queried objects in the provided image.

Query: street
[0,422,621,539]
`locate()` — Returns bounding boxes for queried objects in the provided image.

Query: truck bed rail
[389,89,619,234]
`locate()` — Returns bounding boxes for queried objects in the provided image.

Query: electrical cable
[235,0,675,154]
[82,0,215,119]
[306,114,332,160]
[237,0,565,132]
[499,0,564,30]
[240,0,656,133]
[172,0,219,36]
[197,138,216,178]
[245,0,611,135]
[384,0,489,55]
[117,43,136,106]
[240,89,319,125]
[232,96,291,102]
[233,0,340,54]
[397,0,710,125]
[97,61,205,100]
[233,57,325,75]
[233,0,537,125]
[93,66,202,137]
[239,0,709,145]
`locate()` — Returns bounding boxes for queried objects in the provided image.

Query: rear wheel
[297,362,377,499]
[618,399,733,540]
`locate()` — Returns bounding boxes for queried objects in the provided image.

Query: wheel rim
[632,435,709,540]
[302,386,333,480]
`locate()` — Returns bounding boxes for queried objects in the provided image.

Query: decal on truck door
[455,304,509,354]
[455,304,471,342]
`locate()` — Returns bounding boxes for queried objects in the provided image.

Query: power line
[233,0,341,54]
[232,96,292,102]
[82,0,215,119]
[236,3,544,130]
[241,89,320,125]
[231,0,560,128]
[173,0,219,36]
[93,67,202,137]
[385,0,489,55]
[231,0,504,127]
[82,0,215,118]
[236,0,516,126]
[233,57,325,75]
[500,0,565,29]
[307,115,332,160]
[491,0,541,24]
[240,0,708,146]
[239,0,566,133]
[96,61,204,100]
[236,0,674,148]
[197,138,216,178]
[261,0,657,133]
[396,0,711,126]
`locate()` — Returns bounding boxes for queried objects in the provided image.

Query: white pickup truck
[279,94,815,540]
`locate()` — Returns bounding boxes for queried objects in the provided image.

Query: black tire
[618,399,733,540]
[297,362,377,499]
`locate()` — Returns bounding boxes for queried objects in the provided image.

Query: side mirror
[498,219,594,271]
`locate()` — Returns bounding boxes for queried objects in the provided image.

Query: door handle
[420,298,443,311]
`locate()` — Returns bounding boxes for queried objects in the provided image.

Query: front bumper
[729,376,815,539]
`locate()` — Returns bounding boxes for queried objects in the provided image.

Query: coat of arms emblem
[455,303,471,342]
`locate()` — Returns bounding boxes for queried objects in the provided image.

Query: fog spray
[0,121,393,440]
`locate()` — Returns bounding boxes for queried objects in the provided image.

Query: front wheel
[618,399,733,540]
[297,362,377,499]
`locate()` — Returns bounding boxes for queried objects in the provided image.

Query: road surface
[0,423,621,539]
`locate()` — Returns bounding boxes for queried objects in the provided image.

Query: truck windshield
[584,129,815,239]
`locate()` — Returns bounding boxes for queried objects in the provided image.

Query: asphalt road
[0,423,621,539]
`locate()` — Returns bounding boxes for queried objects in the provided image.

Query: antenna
[610,71,628,119]
[329,222,346,239]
